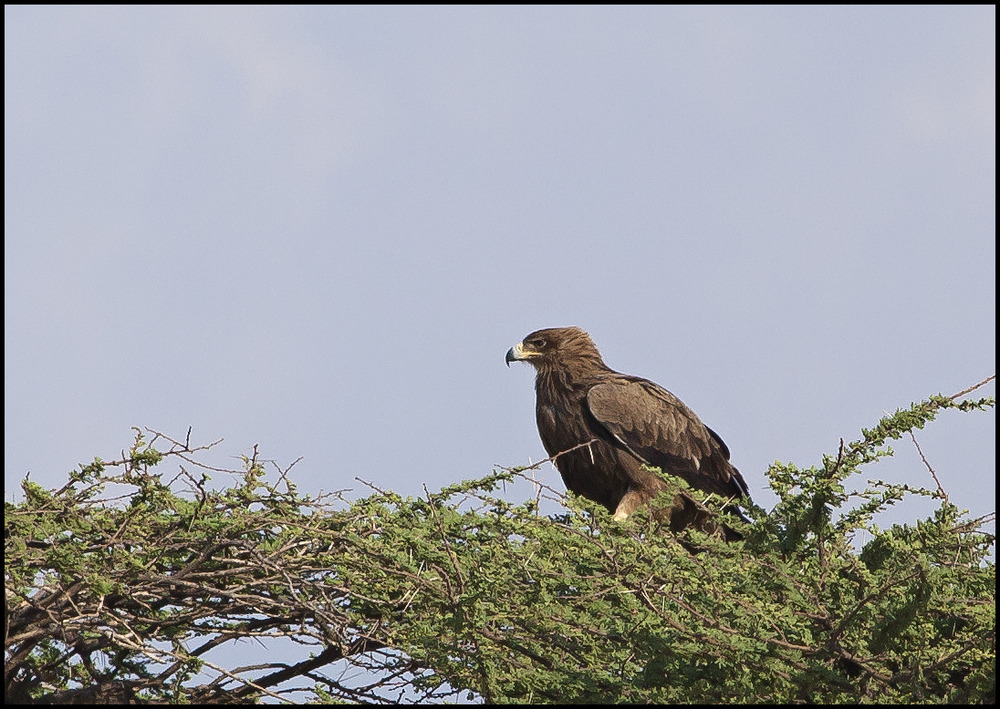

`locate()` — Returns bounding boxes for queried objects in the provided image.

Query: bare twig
[909,431,948,502]
[949,375,995,401]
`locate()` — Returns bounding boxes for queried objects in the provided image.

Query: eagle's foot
[612,489,644,522]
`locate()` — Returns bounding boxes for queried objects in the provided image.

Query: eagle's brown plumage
[506,327,749,538]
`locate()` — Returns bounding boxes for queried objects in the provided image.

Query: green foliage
[4,390,995,704]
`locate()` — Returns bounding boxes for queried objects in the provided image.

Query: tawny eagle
[506,327,749,537]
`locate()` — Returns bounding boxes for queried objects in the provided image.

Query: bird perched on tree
[506,327,749,538]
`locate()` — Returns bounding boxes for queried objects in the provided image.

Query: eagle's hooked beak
[505,342,527,367]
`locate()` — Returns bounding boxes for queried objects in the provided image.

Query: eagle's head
[506,327,606,373]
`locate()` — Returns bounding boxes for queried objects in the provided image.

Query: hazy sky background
[6,6,995,534]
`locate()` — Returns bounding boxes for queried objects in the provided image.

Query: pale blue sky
[5,6,995,534]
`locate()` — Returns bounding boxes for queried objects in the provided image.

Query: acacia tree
[5,379,995,704]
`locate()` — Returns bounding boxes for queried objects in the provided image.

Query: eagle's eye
[527,338,546,350]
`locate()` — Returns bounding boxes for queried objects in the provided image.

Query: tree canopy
[4,380,995,704]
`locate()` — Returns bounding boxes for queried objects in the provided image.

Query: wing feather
[586,378,747,498]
